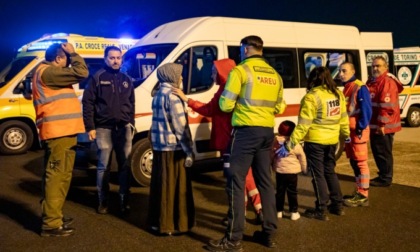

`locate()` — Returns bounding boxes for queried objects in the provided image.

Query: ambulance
[394,47,420,127]
[121,16,395,186]
[0,33,138,155]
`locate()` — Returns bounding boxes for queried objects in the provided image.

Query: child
[272,120,307,220]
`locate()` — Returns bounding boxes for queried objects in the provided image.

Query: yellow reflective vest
[291,85,349,145]
[219,56,286,127]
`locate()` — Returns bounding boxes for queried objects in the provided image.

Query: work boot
[304,209,329,221]
[344,192,369,207]
[327,205,345,216]
[253,230,277,248]
[370,177,391,187]
[97,201,108,214]
[120,194,131,214]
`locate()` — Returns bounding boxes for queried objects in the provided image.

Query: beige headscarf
[157,63,183,88]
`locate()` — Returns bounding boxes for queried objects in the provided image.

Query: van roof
[136,16,382,50]
[16,33,138,58]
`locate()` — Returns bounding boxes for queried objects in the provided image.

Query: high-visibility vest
[32,64,85,140]
[343,79,369,143]
[291,85,349,145]
[219,57,286,127]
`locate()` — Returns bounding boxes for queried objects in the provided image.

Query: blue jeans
[95,124,133,202]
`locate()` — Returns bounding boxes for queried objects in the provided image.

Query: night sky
[0,0,418,69]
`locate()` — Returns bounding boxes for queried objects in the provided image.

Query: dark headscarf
[157,63,183,88]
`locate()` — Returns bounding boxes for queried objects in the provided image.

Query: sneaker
[255,211,263,225]
[207,236,243,252]
[97,201,108,214]
[370,177,391,187]
[344,192,369,207]
[62,216,73,227]
[304,209,329,221]
[343,191,356,199]
[290,212,300,221]
[327,205,345,216]
[277,211,283,219]
[253,230,277,248]
[41,226,75,237]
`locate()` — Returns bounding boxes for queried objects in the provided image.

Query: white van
[0,33,138,155]
[121,16,394,186]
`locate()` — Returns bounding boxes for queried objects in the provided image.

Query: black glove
[355,128,363,140]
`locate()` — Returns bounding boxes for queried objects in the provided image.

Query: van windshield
[0,57,36,89]
[122,43,177,87]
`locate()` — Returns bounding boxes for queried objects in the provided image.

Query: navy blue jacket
[82,66,135,132]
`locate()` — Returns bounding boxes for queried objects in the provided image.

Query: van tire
[0,120,34,155]
[406,107,420,127]
[130,138,153,187]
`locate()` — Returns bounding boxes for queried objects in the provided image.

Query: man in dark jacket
[82,46,135,215]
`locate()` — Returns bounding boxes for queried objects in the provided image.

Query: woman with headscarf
[148,63,195,235]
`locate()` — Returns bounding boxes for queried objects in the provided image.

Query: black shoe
[62,216,73,227]
[120,194,131,214]
[41,226,75,237]
[252,230,277,248]
[327,205,345,216]
[255,211,263,225]
[304,209,329,221]
[97,201,108,214]
[370,177,391,187]
[206,236,243,252]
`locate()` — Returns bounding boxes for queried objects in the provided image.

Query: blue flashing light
[26,39,67,51]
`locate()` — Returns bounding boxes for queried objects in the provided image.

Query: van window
[176,46,217,94]
[122,43,177,87]
[300,50,358,86]
[79,58,105,89]
[0,57,36,88]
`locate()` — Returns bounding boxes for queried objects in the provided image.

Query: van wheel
[406,107,420,127]
[0,120,34,155]
[130,138,153,187]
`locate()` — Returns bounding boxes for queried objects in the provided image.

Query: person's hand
[172,88,188,102]
[377,126,385,136]
[185,153,194,167]
[61,42,75,54]
[88,130,96,141]
[355,128,363,140]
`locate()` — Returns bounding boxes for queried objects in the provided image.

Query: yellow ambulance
[0,33,137,155]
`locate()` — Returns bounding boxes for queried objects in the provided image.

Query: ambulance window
[264,48,297,88]
[0,57,36,88]
[79,58,104,89]
[176,46,217,94]
[303,51,352,80]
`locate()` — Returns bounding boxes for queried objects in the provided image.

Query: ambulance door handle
[9,99,18,103]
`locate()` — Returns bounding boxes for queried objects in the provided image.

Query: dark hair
[45,43,64,62]
[104,46,122,58]
[278,120,296,136]
[240,35,263,51]
[307,66,339,97]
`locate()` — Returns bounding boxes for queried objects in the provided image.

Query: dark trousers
[275,173,298,212]
[304,142,343,211]
[224,127,277,241]
[370,133,394,183]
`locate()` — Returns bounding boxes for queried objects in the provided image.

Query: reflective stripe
[34,92,78,106]
[36,112,83,125]
[347,84,360,116]
[379,102,398,108]
[313,118,340,125]
[242,64,254,99]
[377,115,390,123]
[222,89,238,100]
[370,122,401,129]
[237,97,277,107]
[298,117,312,125]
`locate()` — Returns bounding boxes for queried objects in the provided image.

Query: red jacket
[187,59,236,151]
[366,71,403,134]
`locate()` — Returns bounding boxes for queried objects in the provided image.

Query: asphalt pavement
[0,127,420,252]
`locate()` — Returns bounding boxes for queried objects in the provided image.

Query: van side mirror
[22,78,33,99]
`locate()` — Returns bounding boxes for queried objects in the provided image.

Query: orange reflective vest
[32,64,85,140]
